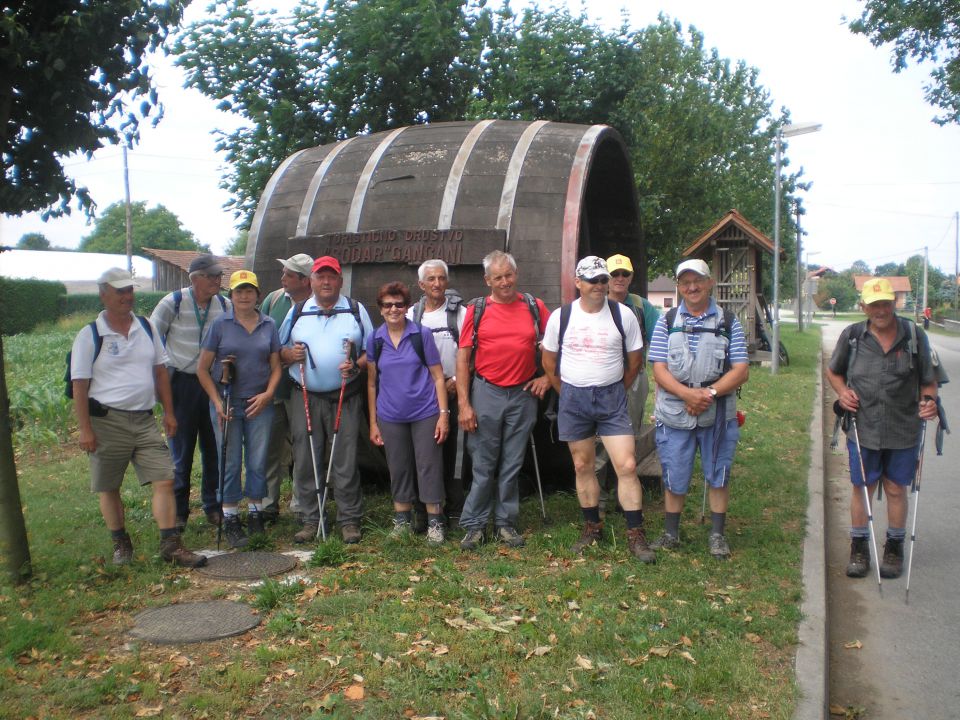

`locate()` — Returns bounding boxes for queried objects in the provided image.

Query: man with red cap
[279,256,374,544]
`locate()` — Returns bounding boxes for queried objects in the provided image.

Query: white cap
[98,267,139,289]
[675,259,710,279]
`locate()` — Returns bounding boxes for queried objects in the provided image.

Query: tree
[850,260,872,275]
[874,261,903,276]
[224,230,248,257]
[79,201,205,255]
[0,1,188,217]
[849,1,960,124]
[816,271,860,311]
[16,233,51,250]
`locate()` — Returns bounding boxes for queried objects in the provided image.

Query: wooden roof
[682,209,779,258]
[853,275,912,293]
[142,248,246,291]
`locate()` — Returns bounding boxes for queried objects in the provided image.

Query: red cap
[312,256,342,274]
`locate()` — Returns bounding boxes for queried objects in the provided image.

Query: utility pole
[955,211,958,316]
[922,246,929,319]
[795,204,803,333]
[123,145,133,273]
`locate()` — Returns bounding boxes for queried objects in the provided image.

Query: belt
[684,378,720,388]
[475,373,534,390]
[291,378,362,401]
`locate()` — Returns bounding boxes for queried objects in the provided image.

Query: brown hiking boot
[160,534,207,568]
[879,537,904,578]
[112,532,134,565]
[294,523,320,544]
[341,524,362,544]
[846,537,870,578]
[570,521,604,554]
[626,527,656,564]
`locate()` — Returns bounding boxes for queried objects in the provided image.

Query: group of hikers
[71,250,940,583]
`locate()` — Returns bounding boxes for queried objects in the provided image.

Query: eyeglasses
[379,301,406,309]
[610,271,632,279]
[679,278,707,289]
[582,276,609,285]
[199,273,223,280]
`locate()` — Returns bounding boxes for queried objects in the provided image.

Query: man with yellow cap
[826,278,939,579]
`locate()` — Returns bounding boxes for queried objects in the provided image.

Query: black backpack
[412,289,463,344]
[371,322,429,393]
[64,316,154,399]
[845,317,949,387]
[285,297,366,363]
[468,292,543,370]
[555,299,627,375]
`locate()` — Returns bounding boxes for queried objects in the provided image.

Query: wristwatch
[707,386,718,398]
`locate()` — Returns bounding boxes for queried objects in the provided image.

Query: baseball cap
[189,254,224,275]
[676,259,711,279]
[860,278,895,305]
[229,270,259,291]
[98,267,139,289]
[312,256,342,274]
[606,254,634,274]
[576,255,609,280]
[278,253,314,276]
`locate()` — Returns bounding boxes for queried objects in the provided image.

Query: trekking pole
[216,355,236,550]
[848,413,883,595]
[528,433,547,523]
[320,339,353,540]
[905,420,928,604]
[298,342,327,542]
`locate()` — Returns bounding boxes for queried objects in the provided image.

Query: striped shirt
[150,288,231,374]
[647,299,749,365]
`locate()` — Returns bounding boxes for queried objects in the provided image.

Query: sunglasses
[610,271,632,278]
[582,276,609,285]
[379,301,406,309]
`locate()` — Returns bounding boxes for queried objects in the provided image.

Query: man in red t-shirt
[456,250,551,550]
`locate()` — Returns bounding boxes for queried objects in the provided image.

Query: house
[142,248,245,293]
[647,275,678,309]
[853,275,911,310]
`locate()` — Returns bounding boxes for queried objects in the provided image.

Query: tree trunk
[0,333,32,583]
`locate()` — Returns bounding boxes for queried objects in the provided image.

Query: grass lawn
[1,321,821,719]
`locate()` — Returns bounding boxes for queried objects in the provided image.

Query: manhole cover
[129,601,260,644]
[195,551,298,580]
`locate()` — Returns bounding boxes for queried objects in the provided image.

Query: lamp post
[804,250,821,325]
[772,121,822,374]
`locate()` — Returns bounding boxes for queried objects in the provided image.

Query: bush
[0,278,66,335]
[59,291,167,318]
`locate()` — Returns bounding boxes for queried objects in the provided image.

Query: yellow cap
[861,278,895,305]
[229,270,259,291]
[606,254,634,274]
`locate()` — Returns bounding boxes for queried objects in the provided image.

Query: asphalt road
[820,317,960,718]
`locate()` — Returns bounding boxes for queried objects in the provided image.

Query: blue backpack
[64,317,153,399]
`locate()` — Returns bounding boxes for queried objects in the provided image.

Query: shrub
[60,291,167,318]
[0,278,66,335]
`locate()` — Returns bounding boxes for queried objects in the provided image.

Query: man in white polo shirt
[71,268,206,568]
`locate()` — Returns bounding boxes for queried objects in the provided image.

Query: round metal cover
[129,601,260,644]
[195,551,298,580]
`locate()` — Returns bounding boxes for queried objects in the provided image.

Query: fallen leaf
[134,706,163,718]
[344,684,365,700]
[574,655,594,670]
[433,645,449,656]
[745,633,762,643]
[829,705,848,716]
[567,600,581,611]
[843,640,863,650]
[677,650,697,664]
[649,646,672,657]
[525,645,553,659]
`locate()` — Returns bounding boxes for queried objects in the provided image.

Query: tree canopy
[1,1,188,218]
[78,201,205,256]
[849,0,960,124]
[16,233,50,251]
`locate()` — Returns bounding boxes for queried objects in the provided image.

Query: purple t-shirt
[367,321,441,423]
[202,312,280,398]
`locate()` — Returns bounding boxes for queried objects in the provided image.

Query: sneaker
[495,525,525,548]
[247,511,265,536]
[650,532,680,550]
[159,534,207,568]
[708,532,731,559]
[223,516,249,549]
[879,537,904,579]
[112,532,134,566]
[341,524,362,544]
[294,523,320,544]
[460,528,485,551]
[846,537,870,578]
[570,521,604,554]
[412,508,428,535]
[426,518,446,545]
[627,527,656,564]
[391,514,413,538]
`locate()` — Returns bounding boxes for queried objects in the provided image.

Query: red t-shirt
[459,294,548,387]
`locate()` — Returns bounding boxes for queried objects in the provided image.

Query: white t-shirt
[407,302,466,378]
[542,300,642,387]
[70,311,169,411]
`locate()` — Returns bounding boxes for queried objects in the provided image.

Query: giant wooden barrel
[246,120,642,306]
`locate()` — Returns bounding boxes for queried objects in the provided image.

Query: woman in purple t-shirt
[367,281,450,544]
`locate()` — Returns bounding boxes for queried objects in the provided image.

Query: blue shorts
[557,381,633,442]
[846,440,917,487]
[655,419,740,495]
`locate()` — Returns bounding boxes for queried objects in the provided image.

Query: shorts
[655,418,740,495]
[846,440,917,487]
[89,409,174,492]
[558,381,633,442]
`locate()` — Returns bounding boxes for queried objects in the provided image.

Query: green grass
[0,325,820,719]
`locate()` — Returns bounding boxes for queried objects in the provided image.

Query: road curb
[793,340,827,720]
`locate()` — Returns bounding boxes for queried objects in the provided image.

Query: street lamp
[772,121,822,374]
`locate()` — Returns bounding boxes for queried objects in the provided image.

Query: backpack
[64,316,153,399]
[469,292,543,366]
[172,288,226,317]
[372,322,428,393]
[845,317,949,387]
[555,299,627,375]
[412,289,463,344]
[665,305,736,373]
[286,297,366,361]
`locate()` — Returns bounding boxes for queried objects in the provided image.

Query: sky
[2,0,959,278]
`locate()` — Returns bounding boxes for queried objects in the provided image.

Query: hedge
[60,291,167,318]
[0,278,67,335]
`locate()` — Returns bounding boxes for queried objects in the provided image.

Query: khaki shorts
[89,409,174,492]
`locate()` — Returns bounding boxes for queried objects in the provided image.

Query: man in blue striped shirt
[647,259,749,558]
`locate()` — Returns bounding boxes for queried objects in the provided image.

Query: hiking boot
[160,534,207,568]
[426,518,446,545]
[206,509,224,527]
[247,511,265,537]
[495,525,525,548]
[879,537,904,579]
[223,516,248,549]
[112,532,134,565]
[570,521,604,554]
[341,524,361,544]
[294,523,320,544]
[650,532,680,551]
[708,532,731,559]
[260,506,279,524]
[846,537,870,578]
[412,508,428,535]
[460,528,485,551]
[391,514,413,538]
[627,527,656,563]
